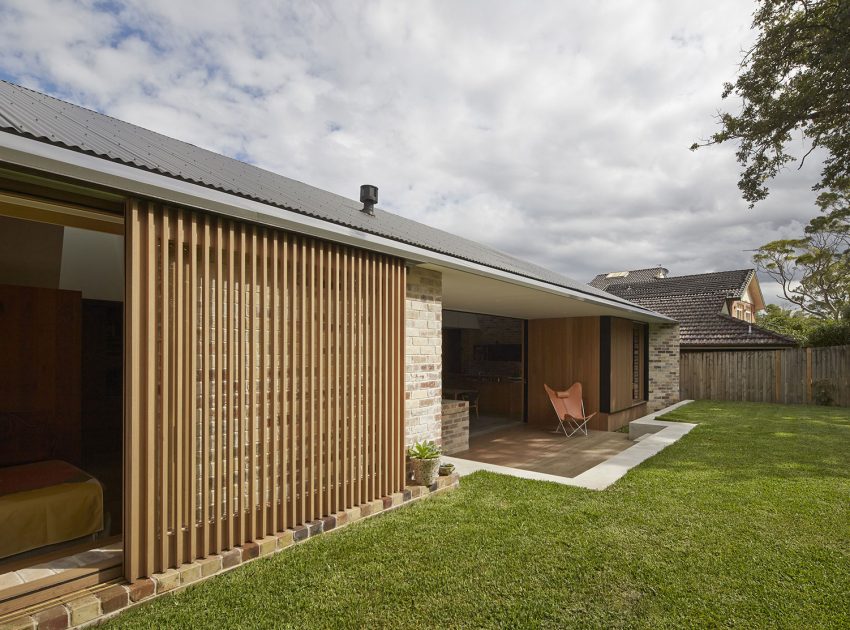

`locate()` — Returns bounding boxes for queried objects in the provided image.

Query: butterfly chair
[543,383,595,437]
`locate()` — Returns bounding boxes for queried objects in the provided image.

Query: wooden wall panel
[124,199,406,581]
[0,285,81,468]
[609,318,634,413]
[526,317,600,430]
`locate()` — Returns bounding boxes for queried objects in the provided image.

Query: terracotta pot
[410,457,440,486]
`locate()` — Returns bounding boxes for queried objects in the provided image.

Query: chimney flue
[360,184,378,215]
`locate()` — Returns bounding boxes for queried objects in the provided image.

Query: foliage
[756,304,816,343]
[106,402,850,629]
[406,440,441,460]
[806,317,850,346]
[753,189,850,318]
[692,0,850,206]
[812,379,836,405]
[756,304,850,346]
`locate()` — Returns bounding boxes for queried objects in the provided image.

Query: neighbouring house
[589,267,796,350]
[0,81,679,624]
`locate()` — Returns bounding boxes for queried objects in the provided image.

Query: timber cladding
[124,199,406,581]
[526,317,601,430]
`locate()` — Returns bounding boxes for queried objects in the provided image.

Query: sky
[0,0,826,304]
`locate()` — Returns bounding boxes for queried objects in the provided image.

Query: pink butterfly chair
[544,383,596,437]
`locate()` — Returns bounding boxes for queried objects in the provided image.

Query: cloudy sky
[0,0,825,303]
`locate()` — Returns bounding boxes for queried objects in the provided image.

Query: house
[589,267,796,350]
[0,81,679,623]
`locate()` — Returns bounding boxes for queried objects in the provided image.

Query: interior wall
[448,313,523,378]
[0,284,82,467]
[527,317,600,430]
[0,215,63,289]
[60,227,124,301]
[0,215,124,302]
[443,311,525,421]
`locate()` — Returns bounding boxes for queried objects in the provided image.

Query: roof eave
[0,132,674,323]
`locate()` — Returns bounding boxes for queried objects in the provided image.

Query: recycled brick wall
[440,399,469,454]
[460,314,523,377]
[405,267,443,447]
[648,323,680,412]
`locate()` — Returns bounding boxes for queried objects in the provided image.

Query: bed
[0,406,101,561]
[0,460,103,560]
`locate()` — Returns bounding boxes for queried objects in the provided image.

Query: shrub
[813,380,836,406]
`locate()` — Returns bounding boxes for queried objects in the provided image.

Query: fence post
[774,350,781,403]
[806,347,813,404]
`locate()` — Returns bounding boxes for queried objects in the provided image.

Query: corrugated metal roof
[0,80,648,312]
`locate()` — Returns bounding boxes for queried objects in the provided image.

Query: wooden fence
[124,199,405,581]
[680,346,850,406]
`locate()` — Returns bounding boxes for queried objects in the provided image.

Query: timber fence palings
[680,345,850,406]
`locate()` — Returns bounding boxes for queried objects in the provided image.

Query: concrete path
[443,400,696,491]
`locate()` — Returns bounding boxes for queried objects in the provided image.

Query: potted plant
[407,440,442,486]
[438,462,455,476]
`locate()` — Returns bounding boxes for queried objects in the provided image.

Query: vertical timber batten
[124,200,405,581]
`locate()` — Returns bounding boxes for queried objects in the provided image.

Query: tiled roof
[621,292,796,347]
[594,269,796,348]
[589,267,668,289]
[0,81,651,314]
[602,269,755,299]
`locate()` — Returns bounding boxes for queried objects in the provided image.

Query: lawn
[107,401,850,629]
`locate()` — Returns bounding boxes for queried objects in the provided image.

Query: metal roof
[0,80,654,313]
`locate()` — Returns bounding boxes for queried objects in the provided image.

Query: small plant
[439,462,455,476]
[407,440,441,460]
[813,379,836,406]
[407,440,442,486]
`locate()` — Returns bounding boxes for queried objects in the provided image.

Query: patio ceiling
[426,264,672,322]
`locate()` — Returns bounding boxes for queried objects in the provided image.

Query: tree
[756,304,816,343]
[806,316,850,346]
[692,0,850,206]
[753,188,850,318]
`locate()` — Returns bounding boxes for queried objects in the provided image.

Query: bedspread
[0,460,103,560]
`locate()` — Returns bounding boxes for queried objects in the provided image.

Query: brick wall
[648,322,680,412]
[440,399,469,454]
[461,314,523,377]
[404,267,443,447]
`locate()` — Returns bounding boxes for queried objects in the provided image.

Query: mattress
[0,460,103,560]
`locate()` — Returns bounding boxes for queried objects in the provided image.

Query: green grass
[108,401,850,629]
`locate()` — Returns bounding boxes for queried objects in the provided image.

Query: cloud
[0,0,827,305]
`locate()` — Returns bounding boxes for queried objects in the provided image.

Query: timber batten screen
[124,199,405,581]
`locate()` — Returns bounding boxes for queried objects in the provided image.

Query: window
[632,323,646,402]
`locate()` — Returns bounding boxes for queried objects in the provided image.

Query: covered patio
[444,401,696,490]
[450,425,633,479]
